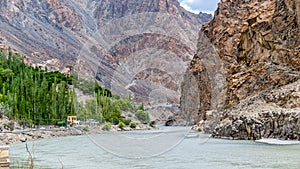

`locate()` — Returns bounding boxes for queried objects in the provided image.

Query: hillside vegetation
[0,49,149,128]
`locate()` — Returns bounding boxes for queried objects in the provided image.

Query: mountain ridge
[0,0,212,123]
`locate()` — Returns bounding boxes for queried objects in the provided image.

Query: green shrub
[83,125,89,132]
[118,99,133,111]
[120,117,131,125]
[104,111,121,123]
[124,119,131,125]
[135,110,150,124]
[118,122,126,128]
[136,103,144,111]
[57,121,66,127]
[130,122,137,128]
[102,122,112,131]
[111,116,119,125]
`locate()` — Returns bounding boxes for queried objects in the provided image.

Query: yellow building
[67,116,77,123]
[67,116,79,126]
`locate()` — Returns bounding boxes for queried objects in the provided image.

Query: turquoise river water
[9,127,300,169]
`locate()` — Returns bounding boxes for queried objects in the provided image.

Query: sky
[179,0,220,15]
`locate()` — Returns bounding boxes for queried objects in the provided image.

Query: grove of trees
[0,49,150,128]
[0,50,74,126]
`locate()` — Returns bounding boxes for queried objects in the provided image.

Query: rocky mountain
[182,0,300,139]
[0,0,212,123]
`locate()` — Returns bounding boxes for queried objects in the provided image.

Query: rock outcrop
[0,0,212,123]
[197,80,300,140]
[183,0,300,139]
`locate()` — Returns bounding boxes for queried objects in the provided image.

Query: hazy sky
[179,0,219,15]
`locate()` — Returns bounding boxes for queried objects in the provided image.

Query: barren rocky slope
[182,0,300,139]
[0,0,211,123]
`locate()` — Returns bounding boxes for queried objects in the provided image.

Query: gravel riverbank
[1,124,154,145]
[1,117,154,145]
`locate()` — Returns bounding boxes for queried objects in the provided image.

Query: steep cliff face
[202,0,300,108]
[184,0,300,139]
[0,0,212,122]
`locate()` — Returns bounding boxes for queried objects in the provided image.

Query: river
[9,127,300,169]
